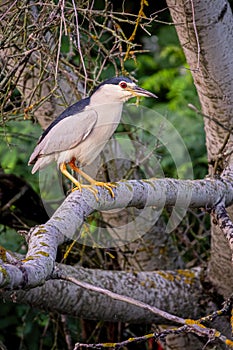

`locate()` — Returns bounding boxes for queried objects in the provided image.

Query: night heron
[29,77,157,198]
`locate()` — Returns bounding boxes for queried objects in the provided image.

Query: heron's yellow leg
[68,159,116,198]
[59,163,99,200]
[60,163,82,191]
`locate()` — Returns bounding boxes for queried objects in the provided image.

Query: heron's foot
[72,183,99,201]
[71,180,116,200]
[67,161,116,198]
[89,181,116,198]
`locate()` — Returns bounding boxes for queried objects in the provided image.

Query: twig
[55,14,63,82]
[198,294,233,324]
[54,271,233,348]
[128,0,148,42]
[0,0,18,21]
[71,0,87,95]
[1,185,28,212]
[188,104,233,133]
[56,272,185,325]
[60,0,68,35]
[61,269,233,350]
[190,0,200,72]
[124,0,148,60]
[74,327,187,349]
[213,128,233,174]
[61,315,73,350]
[74,324,233,350]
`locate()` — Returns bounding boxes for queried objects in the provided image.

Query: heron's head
[90,76,157,104]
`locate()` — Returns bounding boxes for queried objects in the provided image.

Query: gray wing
[29,109,97,163]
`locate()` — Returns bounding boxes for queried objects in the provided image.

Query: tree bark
[1,264,203,323]
[166,0,233,297]
[1,176,233,289]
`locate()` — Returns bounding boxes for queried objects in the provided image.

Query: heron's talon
[69,178,116,200]
[71,184,99,201]
[72,186,82,192]
[90,182,116,198]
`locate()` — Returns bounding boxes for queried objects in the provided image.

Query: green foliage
[0,226,25,253]
[0,119,42,191]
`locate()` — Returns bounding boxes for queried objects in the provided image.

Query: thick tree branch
[2,263,232,347]
[1,263,203,323]
[1,176,233,289]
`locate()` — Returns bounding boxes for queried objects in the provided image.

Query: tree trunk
[166,0,233,297]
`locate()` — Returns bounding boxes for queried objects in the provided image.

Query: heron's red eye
[119,81,127,89]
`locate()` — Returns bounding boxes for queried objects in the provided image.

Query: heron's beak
[129,85,158,99]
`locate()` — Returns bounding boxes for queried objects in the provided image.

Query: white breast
[56,102,123,166]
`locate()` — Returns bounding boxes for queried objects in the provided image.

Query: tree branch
[212,202,233,262]
[1,176,233,289]
[1,263,203,323]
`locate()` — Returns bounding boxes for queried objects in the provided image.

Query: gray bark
[166,0,233,297]
[1,176,233,289]
[1,264,203,323]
